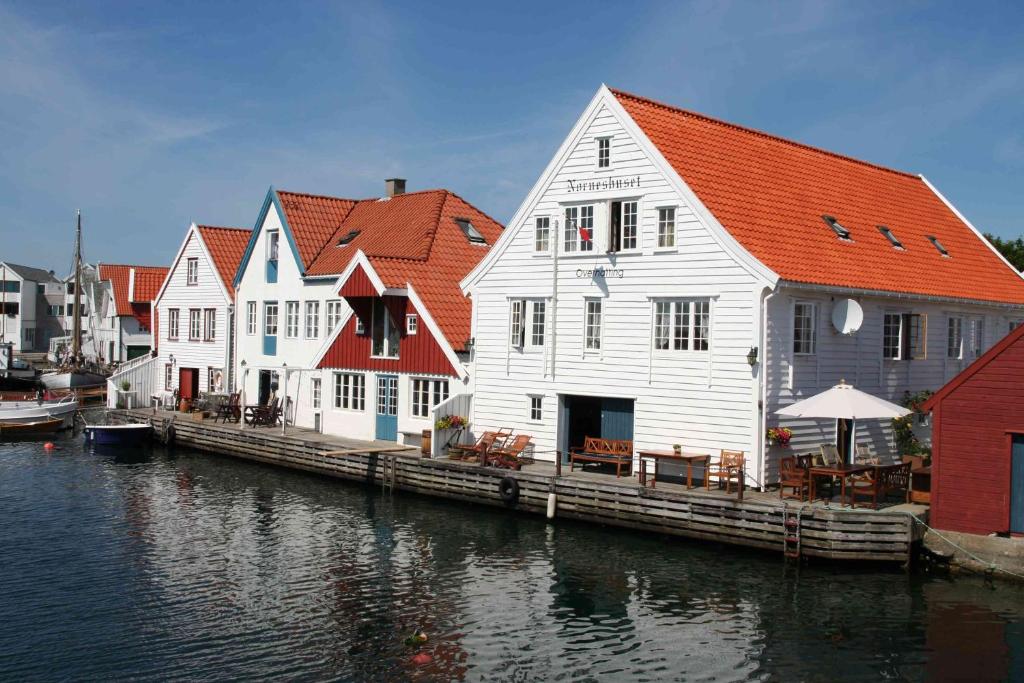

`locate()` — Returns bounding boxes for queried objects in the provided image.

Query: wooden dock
[114,409,927,563]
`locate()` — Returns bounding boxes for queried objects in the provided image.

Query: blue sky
[1,0,1022,272]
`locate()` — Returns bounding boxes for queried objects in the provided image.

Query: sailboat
[40,211,108,390]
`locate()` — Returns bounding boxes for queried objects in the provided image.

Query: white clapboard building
[461,85,1024,486]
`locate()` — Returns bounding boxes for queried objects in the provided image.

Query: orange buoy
[44,442,55,450]
[411,653,432,666]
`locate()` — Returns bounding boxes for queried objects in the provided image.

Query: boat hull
[84,424,153,446]
[0,418,64,435]
[0,399,78,425]
[40,372,106,390]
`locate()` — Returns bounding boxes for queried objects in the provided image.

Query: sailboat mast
[72,211,82,360]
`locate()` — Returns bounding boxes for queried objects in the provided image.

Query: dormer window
[927,235,949,257]
[456,218,486,245]
[597,137,611,168]
[878,226,903,249]
[822,215,851,241]
[337,230,360,246]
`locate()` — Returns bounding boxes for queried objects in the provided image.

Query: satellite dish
[832,299,863,334]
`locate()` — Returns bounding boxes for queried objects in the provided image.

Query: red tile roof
[196,225,251,300]
[283,189,503,350]
[276,191,359,270]
[98,264,169,317]
[612,89,1024,305]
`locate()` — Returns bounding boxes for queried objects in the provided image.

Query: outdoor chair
[854,444,879,465]
[883,462,912,501]
[487,434,532,469]
[246,397,281,427]
[451,430,508,461]
[215,393,241,423]
[847,467,883,509]
[820,444,842,467]
[778,456,808,501]
[707,450,744,493]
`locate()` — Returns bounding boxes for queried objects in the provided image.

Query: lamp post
[239,360,247,431]
[281,362,288,435]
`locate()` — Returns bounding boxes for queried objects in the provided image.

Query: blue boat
[84,424,153,446]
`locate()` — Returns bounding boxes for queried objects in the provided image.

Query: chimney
[385,178,406,198]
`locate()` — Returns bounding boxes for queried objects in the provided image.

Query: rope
[908,515,1024,581]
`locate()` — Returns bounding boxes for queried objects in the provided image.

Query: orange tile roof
[612,89,1024,305]
[196,225,251,300]
[287,189,503,350]
[276,191,359,270]
[98,264,169,317]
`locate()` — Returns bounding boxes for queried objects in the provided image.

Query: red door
[179,368,198,400]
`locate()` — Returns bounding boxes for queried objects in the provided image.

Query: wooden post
[555,451,562,477]
[738,465,745,501]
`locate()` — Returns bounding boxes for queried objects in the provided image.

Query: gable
[233,188,308,287]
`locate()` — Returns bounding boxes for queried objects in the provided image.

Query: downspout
[225,303,235,391]
[550,218,559,379]
[757,286,776,490]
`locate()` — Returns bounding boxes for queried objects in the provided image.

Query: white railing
[430,392,472,458]
[107,353,158,409]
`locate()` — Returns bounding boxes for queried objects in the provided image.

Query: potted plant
[766,427,792,447]
[672,443,682,455]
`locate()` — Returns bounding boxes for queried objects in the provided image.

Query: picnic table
[637,450,711,490]
[808,463,871,502]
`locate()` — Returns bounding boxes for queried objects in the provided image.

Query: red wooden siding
[339,265,379,298]
[318,296,457,376]
[928,332,1024,535]
[131,303,152,332]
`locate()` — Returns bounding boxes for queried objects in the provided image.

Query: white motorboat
[39,370,106,390]
[0,395,78,426]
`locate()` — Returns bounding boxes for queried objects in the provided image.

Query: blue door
[375,375,399,441]
[1012,435,1024,534]
[600,398,635,442]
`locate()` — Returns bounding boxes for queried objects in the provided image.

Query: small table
[808,464,870,503]
[909,466,931,504]
[638,450,711,490]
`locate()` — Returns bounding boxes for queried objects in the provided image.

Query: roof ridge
[197,225,250,233]
[99,263,168,270]
[276,189,361,204]
[610,87,920,180]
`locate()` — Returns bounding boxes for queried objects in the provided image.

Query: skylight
[337,230,360,246]
[822,215,851,241]
[927,235,949,257]
[456,218,486,244]
[877,225,903,249]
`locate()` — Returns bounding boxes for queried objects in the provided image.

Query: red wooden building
[923,324,1024,535]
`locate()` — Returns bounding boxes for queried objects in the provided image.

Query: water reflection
[2,440,1024,681]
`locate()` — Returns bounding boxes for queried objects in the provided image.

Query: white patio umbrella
[775,380,911,462]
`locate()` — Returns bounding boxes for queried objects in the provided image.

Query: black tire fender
[499,476,520,506]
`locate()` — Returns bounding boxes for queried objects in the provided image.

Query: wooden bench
[569,437,634,477]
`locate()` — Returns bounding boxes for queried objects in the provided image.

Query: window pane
[585,300,601,350]
[658,208,676,248]
[693,301,710,351]
[535,217,549,252]
[579,205,594,252]
[673,301,690,350]
[794,303,816,355]
[621,201,638,250]
[883,314,901,359]
[531,302,546,346]
[563,207,578,252]
[372,299,385,356]
[654,302,670,350]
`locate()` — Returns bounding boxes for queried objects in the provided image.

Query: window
[793,303,817,355]
[371,298,399,358]
[927,235,949,257]
[267,230,280,261]
[189,309,201,340]
[883,312,927,360]
[584,299,602,351]
[326,300,343,332]
[658,207,676,248]
[285,301,299,338]
[822,215,852,240]
[510,299,525,348]
[47,304,63,317]
[531,301,546,347]
[529,395,543,421]
[456,218,486,245]
[969,318,984,358]
[596,137,611,168]
[311,377,321,410]
[563,206,593,253]
[336,230,360,246]
[334,372,365,410]
[2,302,18,316]
[186,258,199,285]
[305,301,320,339]
[203,309,216,341]
[878,226,903,249]
[609,200,638,252]
[2,280,20,293]
[654,300,710,351]
[412,378,449,418]
[246,301,257,335]
[167,309,179,339]
[535,217,550,252]
[355,317,365,335]
[264,302,279,336]
[1011,320,1023,333]
[947,317,963,359]
[23,328,34,346]
[207,367,223,392]
[164,364,173,390]
[406,314,418,335]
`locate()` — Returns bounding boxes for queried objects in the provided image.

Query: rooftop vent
[877,225,903,249]
[337,230,360,246]
[822,215,851,241]
[455,218,486,245]
[385,178,406,198]
[926,235,949,257]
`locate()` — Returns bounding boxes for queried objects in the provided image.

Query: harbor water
[2,436,1023,682]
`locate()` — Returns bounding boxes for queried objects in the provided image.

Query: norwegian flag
[577,222,592,243]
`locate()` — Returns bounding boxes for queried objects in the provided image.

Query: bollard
[547,492,557,519]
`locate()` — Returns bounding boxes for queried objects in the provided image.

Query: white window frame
[793,302,818,355]
[584,298,602,352]
[188,308,201,341]
[246,301,256,336]
[534,217,550,253]
[264,301,279,337]
[653,299,710,352]
[411,378,449,418]
[607,199,641,253]
[164,363,173,390]
[596,136,611,169]
[656,206,677,249]
[203,308,216,341]
[355,316,365,335]
[406,313,418,335]
[285,301,300,339]
[528,395,543,422]
[510,299,525,348]
[946,316,963,360]
[530,300,546,348]
[186,258,199,285]
[370,299,399,359]
[883,312,927,361]
[207,367,223,392]
[563,205,595,254]
[333,372,365,411]
[267,229,280,262]
[326,300,343,332]
[305,300,320,339]
[167,308,179,340]
[311,377,321,410]
[969,317,984,359]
